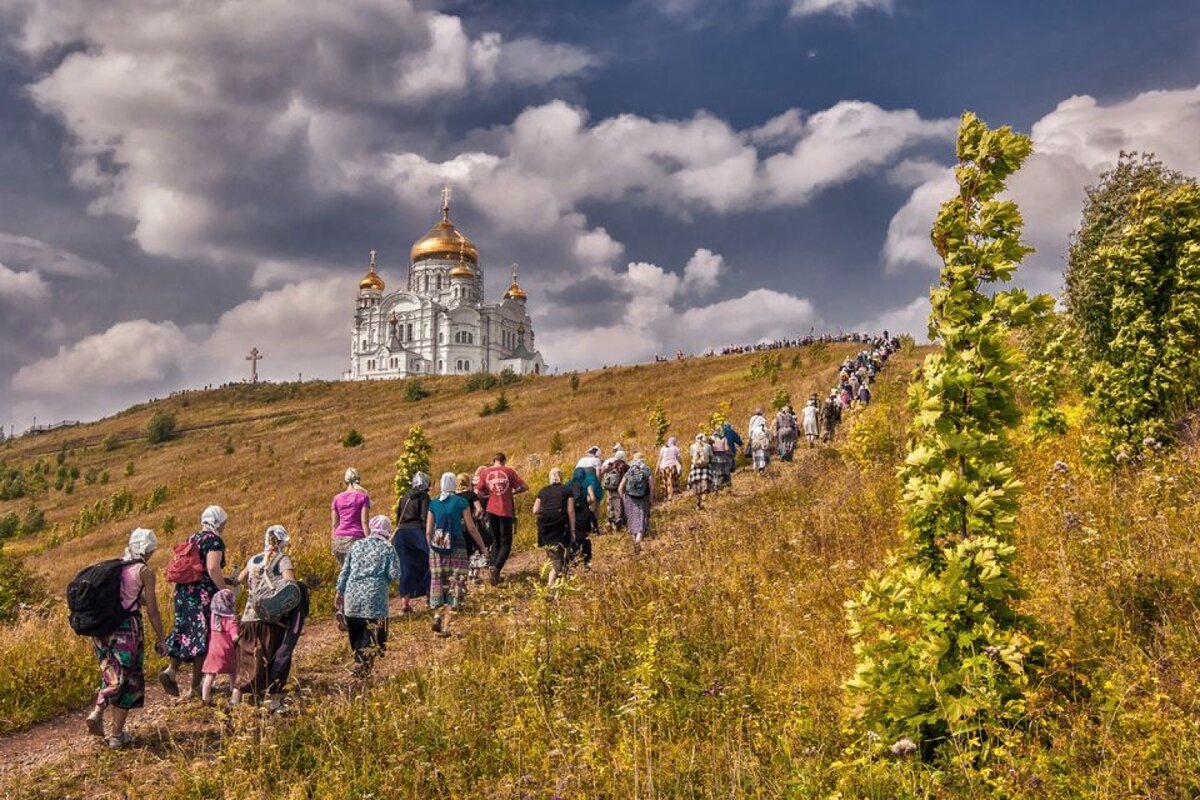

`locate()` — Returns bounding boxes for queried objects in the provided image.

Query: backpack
[428,497,460,555]
[777,413,795,432]
[601,465,623,492]
[625,464,650,498]
[251,554,302,624]
[67,559,132,637]
[165,536,206,584]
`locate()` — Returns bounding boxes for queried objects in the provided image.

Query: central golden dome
[410,200,479,265]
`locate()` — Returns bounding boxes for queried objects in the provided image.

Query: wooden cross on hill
[246,347,263,383]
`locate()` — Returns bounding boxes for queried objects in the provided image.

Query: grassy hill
[3,341,1200,798]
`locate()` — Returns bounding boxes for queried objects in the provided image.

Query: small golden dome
[449,260,475,280]
[359,250,385,291]
[410,192,479,265]
[502,262,527,300]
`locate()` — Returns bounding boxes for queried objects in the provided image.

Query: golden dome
[359,250,385,291]
[502,263,526,301]
[410,192,479,265]
[449,260,475,280]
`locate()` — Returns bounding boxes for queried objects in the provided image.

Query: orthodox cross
[246,347,263,383]
[369,249,377,271]
[441,186,451,220]
[511,263,519,283]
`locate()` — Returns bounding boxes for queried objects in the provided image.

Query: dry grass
[4,342,1200,797]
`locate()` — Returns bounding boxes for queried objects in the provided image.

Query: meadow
[2,341,1199,797]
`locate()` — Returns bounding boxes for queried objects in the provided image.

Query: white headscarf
[200,505,227,533]
[344,467,363,489]
[438,472,456,501]
[549,467,564,484]
[368,514,393,540]
[123,528,157,561]
[263,524,290,553]
[411,472,431,492]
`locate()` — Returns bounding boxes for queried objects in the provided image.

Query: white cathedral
[346,190,547,381]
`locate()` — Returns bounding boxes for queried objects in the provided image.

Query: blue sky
[1,0,1198,425]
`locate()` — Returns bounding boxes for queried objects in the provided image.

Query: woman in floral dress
[335,515,402,675]
[160,505,229,699]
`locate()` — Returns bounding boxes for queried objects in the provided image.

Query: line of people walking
[69,333,901,750]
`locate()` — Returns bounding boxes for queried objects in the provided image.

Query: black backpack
[67,559,131,637]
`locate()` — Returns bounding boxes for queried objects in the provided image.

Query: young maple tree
[845,113,1052,762]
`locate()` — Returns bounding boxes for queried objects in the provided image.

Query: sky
[0,0,1198,427]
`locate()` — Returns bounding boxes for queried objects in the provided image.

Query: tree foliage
[845,113,1052,762]
[1016,311,1071,439]
[649,400,669,448]
[1064,153,1191,367]
[393,425,432,505]
[146,411,177,444]
[1083,180,1200,465]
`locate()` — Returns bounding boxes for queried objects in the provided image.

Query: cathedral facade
[347,191,547,381]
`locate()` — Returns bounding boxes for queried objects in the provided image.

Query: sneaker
[85,708,105,738]
[489,567,500,586]
[107,731,133,750]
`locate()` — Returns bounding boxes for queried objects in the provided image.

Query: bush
[464,373,499,392]
[84,468,99,485]
[100,470,110,485]
[144,484,169,512]
[498,368,521,387]
[650,399,669,447]
[101,433,121,451]
[479,392,510,417]
[146,410,177,444]
[0,514,18,541]
[404,379,431,402]
[549,431,565,455]
[342,429,365,448]
[125,461,135,477]
[223,441,235,455]
[161,514,177,536]
[747,353,782,384]
[771,386,791,411]
[569,373,580,392]
[394,426,433,499]
[0,551,43,623]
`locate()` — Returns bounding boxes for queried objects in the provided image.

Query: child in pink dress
[200,588,239,705]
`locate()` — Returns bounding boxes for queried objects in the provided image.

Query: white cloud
[681,248,724,293]
[0,233,108,278]
[789,0,894,17]
[0,263,51,304]
[853,294,930,341]
[11,319,189,393]
[881,85,1200,291]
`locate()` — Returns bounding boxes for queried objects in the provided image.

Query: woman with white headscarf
[234,525,296,706]
[86,528,166,749]
[331,467,371,568]
[426,473,485,637]
[161,505,229,700]
[336,515,402,675]
[393,471,432,613]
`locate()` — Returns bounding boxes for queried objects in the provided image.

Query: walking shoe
[158,669,180,697]
[107,731,133,750]
[432,614,443,634]
[85,707,105,737]
[489,567,500,586]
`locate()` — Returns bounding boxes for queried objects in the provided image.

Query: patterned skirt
[429,546,470,610]
[752,447,770,470]
[687,464,712,490]
[94,613,145,710]
[623,495,651,537]
[165,580,215,661]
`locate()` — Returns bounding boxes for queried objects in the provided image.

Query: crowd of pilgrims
[75,333,899,750]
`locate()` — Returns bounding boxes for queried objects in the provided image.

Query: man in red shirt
[475,452,528,584]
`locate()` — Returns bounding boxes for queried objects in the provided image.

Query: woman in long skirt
[620,454,653,546]
[235,525,295,709]
[161,505,229,699]
[426,473,486,637]
[393,472,431,612]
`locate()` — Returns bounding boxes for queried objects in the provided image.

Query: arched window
[437,360,443,372]
[407,323,413,341]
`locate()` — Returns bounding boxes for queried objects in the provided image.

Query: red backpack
[165,537,206,584]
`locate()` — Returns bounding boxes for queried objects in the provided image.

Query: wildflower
[1051,460,1070,476]
[1062,511,1081,531]
[889,737,918,757]
[984,645,1002,661]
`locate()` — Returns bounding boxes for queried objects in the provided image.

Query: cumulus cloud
[12,319,189,393]
[0,233,108,278]
[0,263,51,304]
[789,0,894,17]
[853,294,931,341]
[882,85,1200,290]
[681,248,724,293]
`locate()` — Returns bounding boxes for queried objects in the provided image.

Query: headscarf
[368,514,393,540]
[123,527,157,562]
[344,467,364,490]
[263,524,290,554]
[438,472,457,501]
[549,467,564,484]
[667,436,677,448]
[211,588,237,631]
[631,452,645,465]
[587,445,601,456]
[200,505,227,533]
[613,450,626,462]
[411,472,431,493]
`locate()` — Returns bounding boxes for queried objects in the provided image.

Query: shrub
[101,433,121,451]
[569,373,580,392]
[549,431,565,455]
[0,514,18,541]
[144,484,169,512]
[146,410,177,444]
[100,470,110,485]
[771,386,791,412]
[0,551,43,623]
[125,461,135,477]
[498,368,521,386]
[403,379,431,402]
[223,440,235,455]
[650,399,669,447]
[394,426,432,501]
[464,372,499,392]
[21,505,45,536]
[479,392,511,417]
[161,514,177,536]
[747,353,782,384]
[342,429,364,448]
[84,467,99,485]
[845,112,1052,764]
